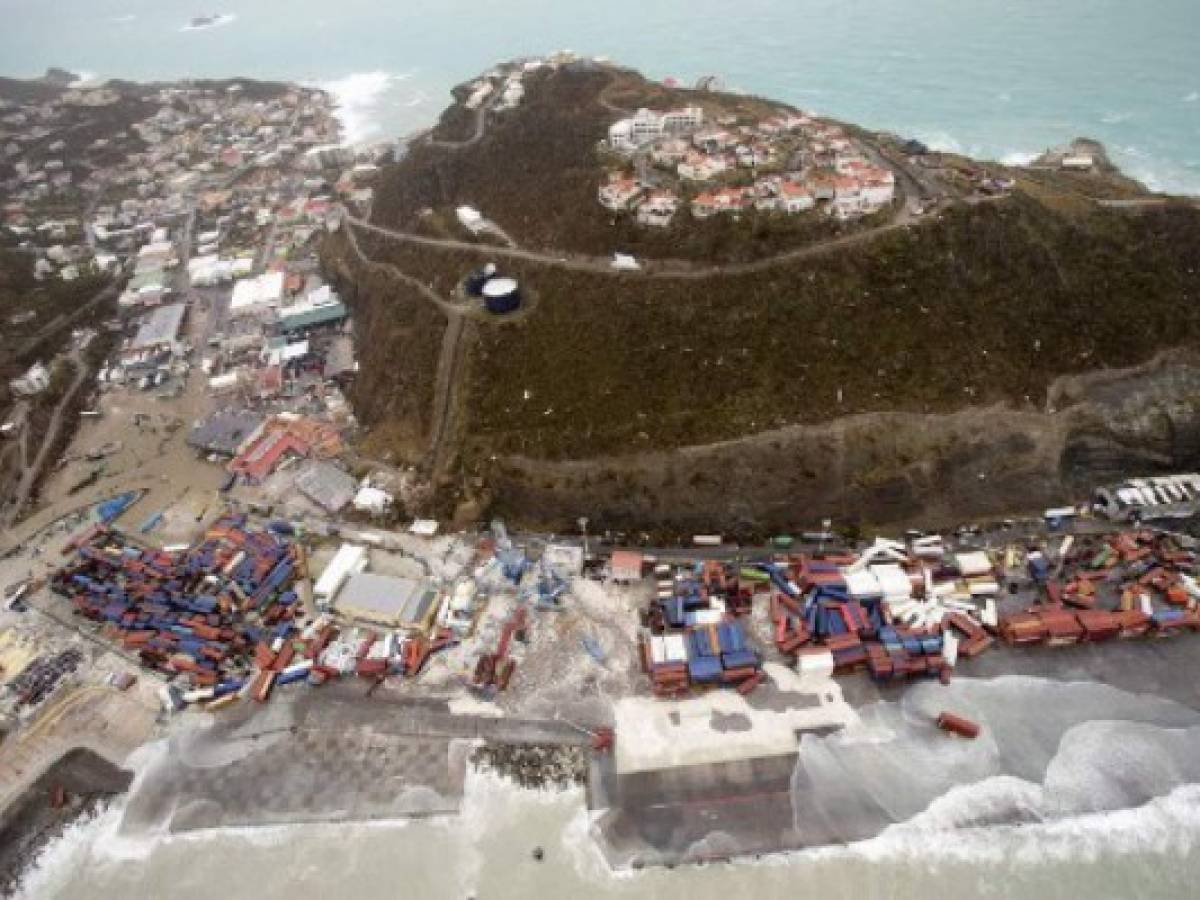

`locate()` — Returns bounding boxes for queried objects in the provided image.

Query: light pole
[578,517,589,559]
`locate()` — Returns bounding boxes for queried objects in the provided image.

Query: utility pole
[578,516,589,559]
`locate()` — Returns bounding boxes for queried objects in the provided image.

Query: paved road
[347,209,926,282]
[2,348,90,526]
[343,206,469,475]
[424,87,502,150]
[1096,197,1200,209]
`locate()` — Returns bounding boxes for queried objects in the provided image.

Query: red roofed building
[610,550,644,583]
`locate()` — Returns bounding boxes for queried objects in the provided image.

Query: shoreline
[0,748,131,897]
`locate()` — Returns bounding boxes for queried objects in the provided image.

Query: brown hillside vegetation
[373,66,871,264]
[346,196,1200,463]
[324,247,447,460]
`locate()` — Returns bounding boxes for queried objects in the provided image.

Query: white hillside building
[608,106,703,152]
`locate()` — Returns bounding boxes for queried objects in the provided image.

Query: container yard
[27,510,1200,726]
[46,515,478,714]
[616,524,1200,714]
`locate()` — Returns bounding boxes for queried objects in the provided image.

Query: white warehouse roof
[230,271,284,314]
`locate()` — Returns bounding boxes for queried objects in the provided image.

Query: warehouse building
[314,543,368,606]
[334,572,440,631]
[230,271,284,317]
[128,302,186,354]
[186,408,265,457]
[277,285,347,334]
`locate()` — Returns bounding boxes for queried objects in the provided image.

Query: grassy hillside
[351,195,1200,462]
[323,244,447,462]
[0,250,110,410]
[373,67,874,264]
[341,61,1200,530]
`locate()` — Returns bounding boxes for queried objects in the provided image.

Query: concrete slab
[613,663,854,775]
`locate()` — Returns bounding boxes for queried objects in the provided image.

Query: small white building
[610,549,644,583]
[456,206,485,234]
[677,153,727,182]
[229,271,284,317]
[598,174,643,211]
[314,543,368,606]
[636,190,680,227]
[9,361,51,397]
[778,181,815,213]
[353,485,393,515]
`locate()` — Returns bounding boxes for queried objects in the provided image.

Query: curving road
[347,207,925,281]
[424,88,503,151]
[3,348,90,526]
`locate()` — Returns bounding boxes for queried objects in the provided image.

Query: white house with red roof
[651,138,691,167]
[598,173,644,211]
[678,152,727,181]
[636,190,680,227]
[858,167,896,210]
[691,187,749,219]
[778,180,815,213]
[830,176,864,219]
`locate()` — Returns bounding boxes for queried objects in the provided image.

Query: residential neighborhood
[600,103,896,225]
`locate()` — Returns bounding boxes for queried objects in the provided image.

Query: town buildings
[598,97,896,226]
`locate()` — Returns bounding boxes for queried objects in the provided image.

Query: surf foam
[319,71,409,146]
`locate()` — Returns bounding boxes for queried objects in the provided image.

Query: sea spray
[319,71,411,146]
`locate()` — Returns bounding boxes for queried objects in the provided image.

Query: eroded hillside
[328,61,1200,532]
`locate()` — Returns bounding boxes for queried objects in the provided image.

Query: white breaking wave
[1183,91,1199,103]
[816,782,1200,870]
[12,802,122,900]
[1102,111,1133,124]
[111,15,136,24]
[919,131,964,154]
[319,71,411,146]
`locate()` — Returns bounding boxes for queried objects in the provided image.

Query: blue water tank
[464,263,497,296]
[482,277,521,314]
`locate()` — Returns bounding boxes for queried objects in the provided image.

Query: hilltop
[326,59,1200,535]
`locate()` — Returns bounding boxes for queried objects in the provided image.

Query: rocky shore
[471,741,589,789]
[0,748,131,897]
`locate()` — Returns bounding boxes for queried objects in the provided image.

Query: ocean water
[16,676,1200,899]
[0,0,1198,190]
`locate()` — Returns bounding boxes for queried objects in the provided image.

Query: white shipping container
[649,635,667,665]
[796,650,834,682]
[663,633,688,662]
[942,630,959,667]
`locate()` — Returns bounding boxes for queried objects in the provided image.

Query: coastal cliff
[325,61,1200,532]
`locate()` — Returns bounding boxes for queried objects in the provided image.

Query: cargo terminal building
[334,573,440,631]
[314,543,440,632]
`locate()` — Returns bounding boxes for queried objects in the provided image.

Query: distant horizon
[0,0,1196,192]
